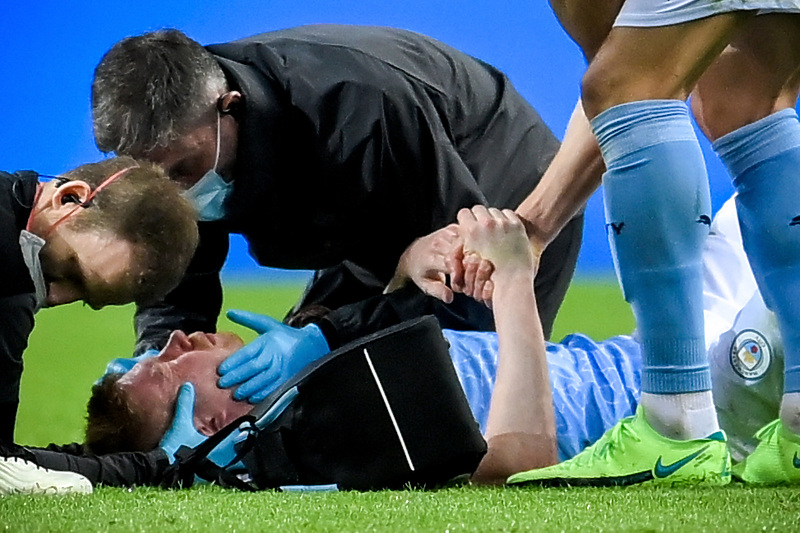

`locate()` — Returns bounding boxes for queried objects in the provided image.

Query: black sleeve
[133,224,229,355]
[296,64,579,343]
[0,293,35,443]
[23,443,182,488]
[313,285,493,349]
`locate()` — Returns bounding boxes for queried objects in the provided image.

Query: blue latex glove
[96,349,159,384]
[160,383,207,464]
[160,383,245,471]
[218,309,330,404]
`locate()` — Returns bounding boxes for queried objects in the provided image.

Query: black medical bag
[175,316,487,490]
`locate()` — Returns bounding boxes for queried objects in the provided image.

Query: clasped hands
[385,205,538,309]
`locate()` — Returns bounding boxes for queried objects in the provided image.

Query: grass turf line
[9,280,799,532]
[2,485,799,532]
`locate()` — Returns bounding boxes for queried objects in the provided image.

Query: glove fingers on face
[174,383,197,425]
[161,383,207,462]
[217,338,268,378]
[99,349,160,383]
[234,368,279,402]
[249,389,270,404]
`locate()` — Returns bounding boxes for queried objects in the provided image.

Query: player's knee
[581,60,660,118]
[580,63,616,119]
[692,32,800,140]
[582,52,696,119]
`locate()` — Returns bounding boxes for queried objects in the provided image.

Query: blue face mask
[183,112,233,222]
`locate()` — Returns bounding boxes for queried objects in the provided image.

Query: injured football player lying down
[86,330,253,454]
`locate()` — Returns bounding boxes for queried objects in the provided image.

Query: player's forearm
[516,100,604,249]
[471,269,557,484]
[490,271,556,441]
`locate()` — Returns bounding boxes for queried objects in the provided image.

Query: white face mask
[183,112,233,222]
[18,229,47,313]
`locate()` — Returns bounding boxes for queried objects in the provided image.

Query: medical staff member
[0,157,197,442]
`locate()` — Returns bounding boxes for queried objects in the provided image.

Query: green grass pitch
[3,280,800,532]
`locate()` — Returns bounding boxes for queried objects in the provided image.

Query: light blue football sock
[713,108,800,394]
[592,100,711,395]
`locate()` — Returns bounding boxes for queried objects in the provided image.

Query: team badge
[730,329,772,380]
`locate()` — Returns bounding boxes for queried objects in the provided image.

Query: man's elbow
[469,431,558,486]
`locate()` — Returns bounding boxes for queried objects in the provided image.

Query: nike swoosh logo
[793,452,800,469]
[654,445,709,478]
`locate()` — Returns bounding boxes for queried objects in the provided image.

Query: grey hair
[92,29,228,156]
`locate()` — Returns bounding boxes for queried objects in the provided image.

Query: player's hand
[160,383,207,464]
[218,310,330,404]
[385,224,461,303]
[444,223,495,307]
[457,251,495,308]
[457,205,535,282]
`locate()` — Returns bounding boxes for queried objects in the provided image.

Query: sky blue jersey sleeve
[442,329,499,435]
[442,329,642,461]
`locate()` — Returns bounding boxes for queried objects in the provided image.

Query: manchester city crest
[730,329,772,380]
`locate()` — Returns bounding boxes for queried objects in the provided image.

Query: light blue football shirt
[443,330,642,461]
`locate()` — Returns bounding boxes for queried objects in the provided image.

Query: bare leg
[692,14,800,141]
[582,13,747,118]
[548,0,623,60]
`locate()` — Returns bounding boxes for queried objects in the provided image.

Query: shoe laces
[754,419,782,441]
[4,456,44,470]
[566,418,641,469]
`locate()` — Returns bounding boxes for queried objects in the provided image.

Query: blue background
[2,0,762,281]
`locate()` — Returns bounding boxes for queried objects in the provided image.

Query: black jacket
[134,25,581,352]
[0,171,39,443]
[24,443,173,489]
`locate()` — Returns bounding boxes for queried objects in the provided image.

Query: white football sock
[640,391,720,440]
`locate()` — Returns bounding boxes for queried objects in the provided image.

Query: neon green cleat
[507,406,731,487]
[732,419,800,485]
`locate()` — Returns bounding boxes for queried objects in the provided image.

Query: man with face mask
[91,25,586,406]
[0,157,198,493]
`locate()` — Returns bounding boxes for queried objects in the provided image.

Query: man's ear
[50,180,92,211]
[217,91,242,116]
[195,412,224,437]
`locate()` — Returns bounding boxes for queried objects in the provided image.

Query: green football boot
[507,406,731,487]
[732,419,800,485]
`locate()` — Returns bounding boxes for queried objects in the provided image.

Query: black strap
[173,414,260,491]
